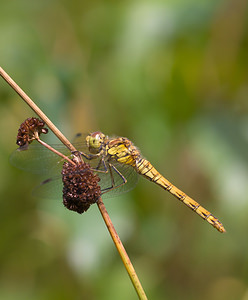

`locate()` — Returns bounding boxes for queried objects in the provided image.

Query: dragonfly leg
[72,152,128,195]
[101,163,127,194]
[87,156,110,174]
[95,157,108,173]
[75,151,112,175]
[71,150,98,161]
[71,151,109,174]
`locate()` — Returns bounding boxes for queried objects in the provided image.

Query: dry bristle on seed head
[62,160,101,214]
[16,117,48,147]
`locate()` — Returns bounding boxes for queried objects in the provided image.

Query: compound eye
[91,131,102,139]
[92,138,98,145]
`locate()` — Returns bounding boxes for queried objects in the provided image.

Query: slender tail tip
[218,226,226,233]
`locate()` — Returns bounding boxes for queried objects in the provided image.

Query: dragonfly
[10,131,225,233]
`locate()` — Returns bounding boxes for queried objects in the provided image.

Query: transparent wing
[32,176,63,200]
[10,141,72,174]
[9,134,90,175]
[71,133,88,149]
[32,161,138,200]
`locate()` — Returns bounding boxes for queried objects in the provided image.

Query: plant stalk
[1,66,148,300]
[97,198,148,300]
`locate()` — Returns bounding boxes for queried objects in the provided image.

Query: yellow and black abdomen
[135,158,225,233]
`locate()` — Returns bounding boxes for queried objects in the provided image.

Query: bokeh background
[1,0,248,299]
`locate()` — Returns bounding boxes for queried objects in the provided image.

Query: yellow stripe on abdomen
[136,159,225,233]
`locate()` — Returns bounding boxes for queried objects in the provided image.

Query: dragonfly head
[86,131,106,154]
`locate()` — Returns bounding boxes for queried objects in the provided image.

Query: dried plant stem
[37,138,76,165]
[0,66,77,153]
[97,198,148,300]
[1,66,148,300]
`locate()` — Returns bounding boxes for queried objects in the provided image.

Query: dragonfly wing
[31,164,99,200]
[28,162,138,201]
[32,176,63,200]
[71,133,91,154]
[9,141,71,175]
[10,133,94,175]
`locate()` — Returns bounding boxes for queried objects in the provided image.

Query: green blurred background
[1,0,248,299]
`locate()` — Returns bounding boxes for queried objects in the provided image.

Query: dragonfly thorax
[86,131,106,154]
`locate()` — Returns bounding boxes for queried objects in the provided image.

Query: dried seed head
[16,117,48,147]
[62,160,101,213]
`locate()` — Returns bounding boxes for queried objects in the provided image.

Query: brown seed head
[62,160,101,213]
[16,117,48,147]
